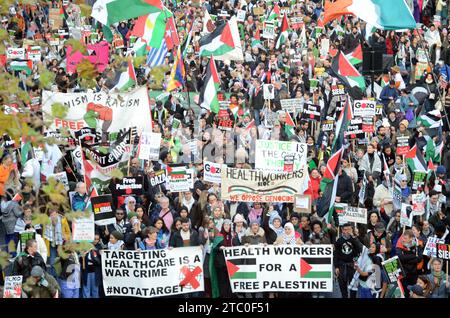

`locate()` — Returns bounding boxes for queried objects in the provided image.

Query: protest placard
[412,171,427,190]
[19,231,35,251]
[72,214,95,242]
[49,8,63,30]
[47,172,70,191]
[335,203,348,225]
[66,41,109,73]
[3,276,23,298]
[400,203,413,227]
[396,136,410,155]
[236,9,246,22]
[138,132,161,161]
[74,127,99,145]
[301,103,321,121]
[6,47,25,60]
[221,166,308,203]
[322,119,334,132]
[149,170,166,187]
[345,118,364,139]
[203,161,222,184]
[255,140,307,172]
[423,237,445,257]
[382,256,405,284]
[42,87,152,134]
[114,177,144,196]
[263,84,275,99]
[253,7,265,15]
[342,206,368,224]
[362,117,374,133]
[353,100,376,117]
[167,166,190,192]
[294,195,311,213]
[375,104,383,115]
[411,193,426,216]
[223,245,333,293]
[280,98,303,113]
[262,22,275,39]
[436,243,450,260]
[101,247,204,297]
[91,195,115,226]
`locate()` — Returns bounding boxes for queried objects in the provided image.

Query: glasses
[116,213,124,215]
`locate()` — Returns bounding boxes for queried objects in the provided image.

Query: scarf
[108,240,124,250]
[349,246,371,291]
[182,197,195,212]
[432,270,445,285]
[282,223,297,244]
[44,215,63,246]
[144,238,157,249]
[248,208,262,223]
[220,229,233,247]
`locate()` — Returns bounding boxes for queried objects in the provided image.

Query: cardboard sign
[375,104,383,115]
[396,136,410,156]
[49,8,64,30]
[253,7,265,15]
[345,118,364,139]
[411,193,426,215]
[149,170,167,187]
[114,177,144,196]
[3,276,23,298]
[301,103,321,121]
[237,10,246,22]
[263,84,275,100]
[436,243,450,260]
[412,171,427,190]
[47,172,70,191]
[91,195,115,226]
[382,256,405,284]
[26,46,41,62]
[255,140,307,172]
[203,161,222,184]
[167,166,190,192]
[353,100,376,118]
[294,195,311,213]
[322,119,334,132]
[400,204,413,227]
[19,231,35,251]
[280,98,303,113]
[262,22,275,39]
[342,206,368,224]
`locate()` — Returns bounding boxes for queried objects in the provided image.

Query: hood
[244,226,265,237]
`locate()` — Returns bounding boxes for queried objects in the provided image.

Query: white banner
[224,245,333,293]
[6,47,25,60]
[138,132,161,161]
[203,161,222,184]
[221,166,308,203]
[255,140,307,172]
[101,247,204,298]
[353,100,376,118]
[41,86,152,134]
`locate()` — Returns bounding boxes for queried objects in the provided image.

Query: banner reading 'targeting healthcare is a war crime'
[221,166,308,203]
[101,247,204,298]
[223,245,333,293]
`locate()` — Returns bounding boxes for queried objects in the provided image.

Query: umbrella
[411,86,429,105]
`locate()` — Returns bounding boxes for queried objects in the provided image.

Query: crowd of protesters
[0,0,449,299]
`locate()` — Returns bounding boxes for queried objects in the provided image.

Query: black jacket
[250,87,265,110]
[334,236,362,267]
[12,252,47,280]
[336,171,354,203]
[169,229,201,247]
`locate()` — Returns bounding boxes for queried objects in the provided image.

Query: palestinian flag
[267,3,281,22]
[101,23,113,43]
[112,60,136,92]
[131,6,173,49]
[244,119,255,132]
[251,28,261,48]
[345,44,363,65]
[331,51,365,92]
[199,16,244,61]
[275,15,290,49]
[199,57,220,114]
[167,165,187,178]
[425,138,443,164]
[417,110,443,128]
[300,258,332,279]
[91,0,164,26]
[10,60,32,75]
[405,144,427,173]
[20,138,32,167]
[226,258,257,279]
[284,111,295,138]
[323,0,416,30]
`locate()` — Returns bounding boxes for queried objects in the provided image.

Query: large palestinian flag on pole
[344,44,363,65]
[323,0,416,30]
[275,14,290,49]
[199,16,243,61]
[417,110,443,128]
[331,51,365,92]
[199,57,220,114]
[405,144,427,172]
[91,0,163,26]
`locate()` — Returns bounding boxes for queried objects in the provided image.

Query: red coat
[305,176,321,201]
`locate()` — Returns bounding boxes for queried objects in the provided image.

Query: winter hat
[31,266,44,277]
[436,165,446,175]
[110,230,124,241]
[233,213,247,224]
[127,212,138,220]
[399,120,409,129]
